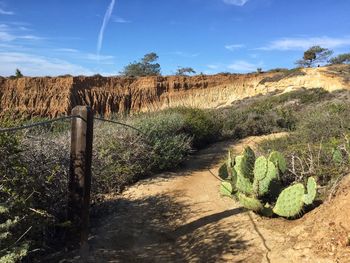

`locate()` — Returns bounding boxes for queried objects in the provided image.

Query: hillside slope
[0,66,349,117]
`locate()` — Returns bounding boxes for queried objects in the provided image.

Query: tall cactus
[219,147,317,218]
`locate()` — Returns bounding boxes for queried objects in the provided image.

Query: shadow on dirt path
[86,191,250,263]
[65,133,348,263]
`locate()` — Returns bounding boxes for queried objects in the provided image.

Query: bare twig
[328,176,343,202]
[0,226,33,253]
[317,138,323,168]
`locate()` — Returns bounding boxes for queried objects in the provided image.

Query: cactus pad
[243,146,256,175]
[332,148,342,165]
[303,177,317,205]
[269,151,287,173]
[253,156,268,181]
[234,156,254,194]
[218,163,229,180]
[273,183,305,218]
[220,181,233,197]
[257,160,278,196]
[253,157,278,196]
[237,193,263,211]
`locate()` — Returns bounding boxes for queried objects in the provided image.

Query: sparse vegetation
[296,46,333,68]
[259,67,305,84]
[15,69,23,78]
[175,67,196,76]
[256,102,350,201]
[329,53,350,65]
[121,52,161,77]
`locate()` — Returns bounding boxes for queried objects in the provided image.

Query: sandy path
[78,134,341,263]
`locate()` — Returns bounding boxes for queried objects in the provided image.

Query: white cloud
[225,44,244,51]
[0,52,94,76]
[0,30,42,42]
[227,60,261,72]
[0,8,14,15]
[84,53,114,64]
[54,48,79,53]
[258,36,350,51]
[223,0,249,6]
[53,48,115,64]
[207,64,220,69]
[171,51,200,58]
[97,0,115,56]
[0,23,8,29]
[0,31,13,41]
[113,16,131,23]
[18,26,30,31]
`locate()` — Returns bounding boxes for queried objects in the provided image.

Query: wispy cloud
[207,64,220,69]
[53,48,115,64]
[0,52,94,76]
[0,31,42,42]
[225,44,245,51]
[0,8,14,15]
[54,48,79,53]
[170,51,200,58]
[223,0,249,6]
[97,0,116,57]
[0,22,43,42]
[84,53,114,63]
[258,36,350,51]
[227,60,262,72]
[112,16,130,23]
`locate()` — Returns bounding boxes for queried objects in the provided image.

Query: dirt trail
[78,134,349,263]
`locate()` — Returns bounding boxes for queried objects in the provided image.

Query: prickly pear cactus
[220,181,233,197]
[269,151,287,174]
[303,177,317,205]
[237,193,263,211]
[273,183,305,217]
[219,147,318,219]
[253,156,278,196]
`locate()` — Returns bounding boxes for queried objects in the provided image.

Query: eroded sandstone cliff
[0,66,349,117]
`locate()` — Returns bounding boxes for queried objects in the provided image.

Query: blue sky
[0,0,350,76]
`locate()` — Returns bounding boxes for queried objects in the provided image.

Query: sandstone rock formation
[0,66,349,117]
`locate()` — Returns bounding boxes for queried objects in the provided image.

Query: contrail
[97,0,116,59]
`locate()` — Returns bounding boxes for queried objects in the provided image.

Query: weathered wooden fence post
[68,106,93,247]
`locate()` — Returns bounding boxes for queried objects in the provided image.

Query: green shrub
[0,128,70,262]
[216,88,333,140]
[134,107,221,148]
[134,111,193,168]
[92,115,192,195]
[257,103,350,199]
[93,127,154,194]
[217,106,295,139]
[167,107,222,148]
[296,102,350,142]
[91,107,220,196]
[0,134,29,262]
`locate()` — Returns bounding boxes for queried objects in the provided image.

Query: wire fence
[0,107,151,260]
[0,105,208,261]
